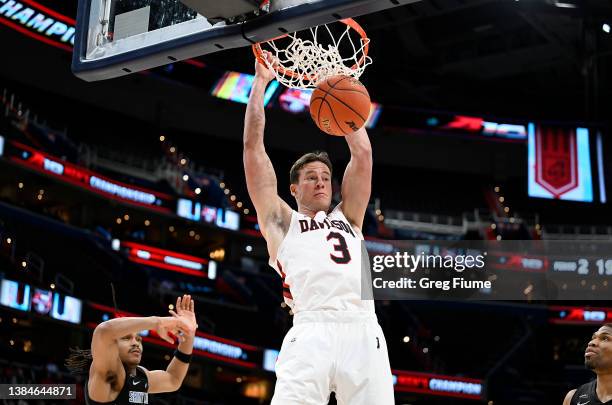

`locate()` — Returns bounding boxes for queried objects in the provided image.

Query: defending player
[563,323,612,405]
[243,52,394,405]
[66,295,197,405]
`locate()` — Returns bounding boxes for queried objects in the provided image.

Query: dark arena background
[1,0,612,404]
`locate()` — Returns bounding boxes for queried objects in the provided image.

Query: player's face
[585,326,612,371]
[118,333,143,367]
[292,162,332,213]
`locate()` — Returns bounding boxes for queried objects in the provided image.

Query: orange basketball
[309,75,371,136]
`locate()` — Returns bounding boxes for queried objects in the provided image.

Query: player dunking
[243,52,394,404]
[563,323,612,405]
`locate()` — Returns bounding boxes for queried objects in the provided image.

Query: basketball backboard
[72,0,421,81]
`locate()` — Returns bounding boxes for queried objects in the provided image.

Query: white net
[255,19,371,89]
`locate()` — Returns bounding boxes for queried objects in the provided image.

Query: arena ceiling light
[554,1,577,8]
[550,0,578,8]
[603,23,611,34]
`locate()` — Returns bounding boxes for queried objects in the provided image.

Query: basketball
[309,75,371,136]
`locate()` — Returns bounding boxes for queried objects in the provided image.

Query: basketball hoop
[252,18,371,89]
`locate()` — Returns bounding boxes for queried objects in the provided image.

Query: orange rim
[251,18,369,82]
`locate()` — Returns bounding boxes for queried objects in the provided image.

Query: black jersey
[571,380,612,405]
[85,366,149,405]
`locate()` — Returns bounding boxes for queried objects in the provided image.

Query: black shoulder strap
[571,380,596,405]
[135,366,148,376]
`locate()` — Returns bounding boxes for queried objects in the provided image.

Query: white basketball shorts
[270,311,395,405]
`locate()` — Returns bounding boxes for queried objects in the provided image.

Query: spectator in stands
[66,295,197,405]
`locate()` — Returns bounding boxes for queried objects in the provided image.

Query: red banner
[120,241,208,277]
[392,370,484,400]
[535,125,579,198]
[549,305,612,325]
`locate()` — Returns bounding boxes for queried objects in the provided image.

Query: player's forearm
[165,334,194,388]
[177,332,194,355]
[244,78,269,149]
[345,127,372,164]
[94,316,159,341]
[341,126,372,220]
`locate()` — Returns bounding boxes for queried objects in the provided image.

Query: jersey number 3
[326,232,351,264]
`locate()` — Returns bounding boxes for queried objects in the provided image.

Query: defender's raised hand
[169,294,198,338]
[154,316,192,344]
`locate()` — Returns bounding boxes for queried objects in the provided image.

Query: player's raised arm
[243,52,291,241]
[143,295,198,393]
[340,126,373,230]
[88,312,192,401]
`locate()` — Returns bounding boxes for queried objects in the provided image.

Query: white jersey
[270,204,374,314]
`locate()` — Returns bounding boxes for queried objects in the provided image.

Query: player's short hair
[290,151,333,184]
[604,323,612,330]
